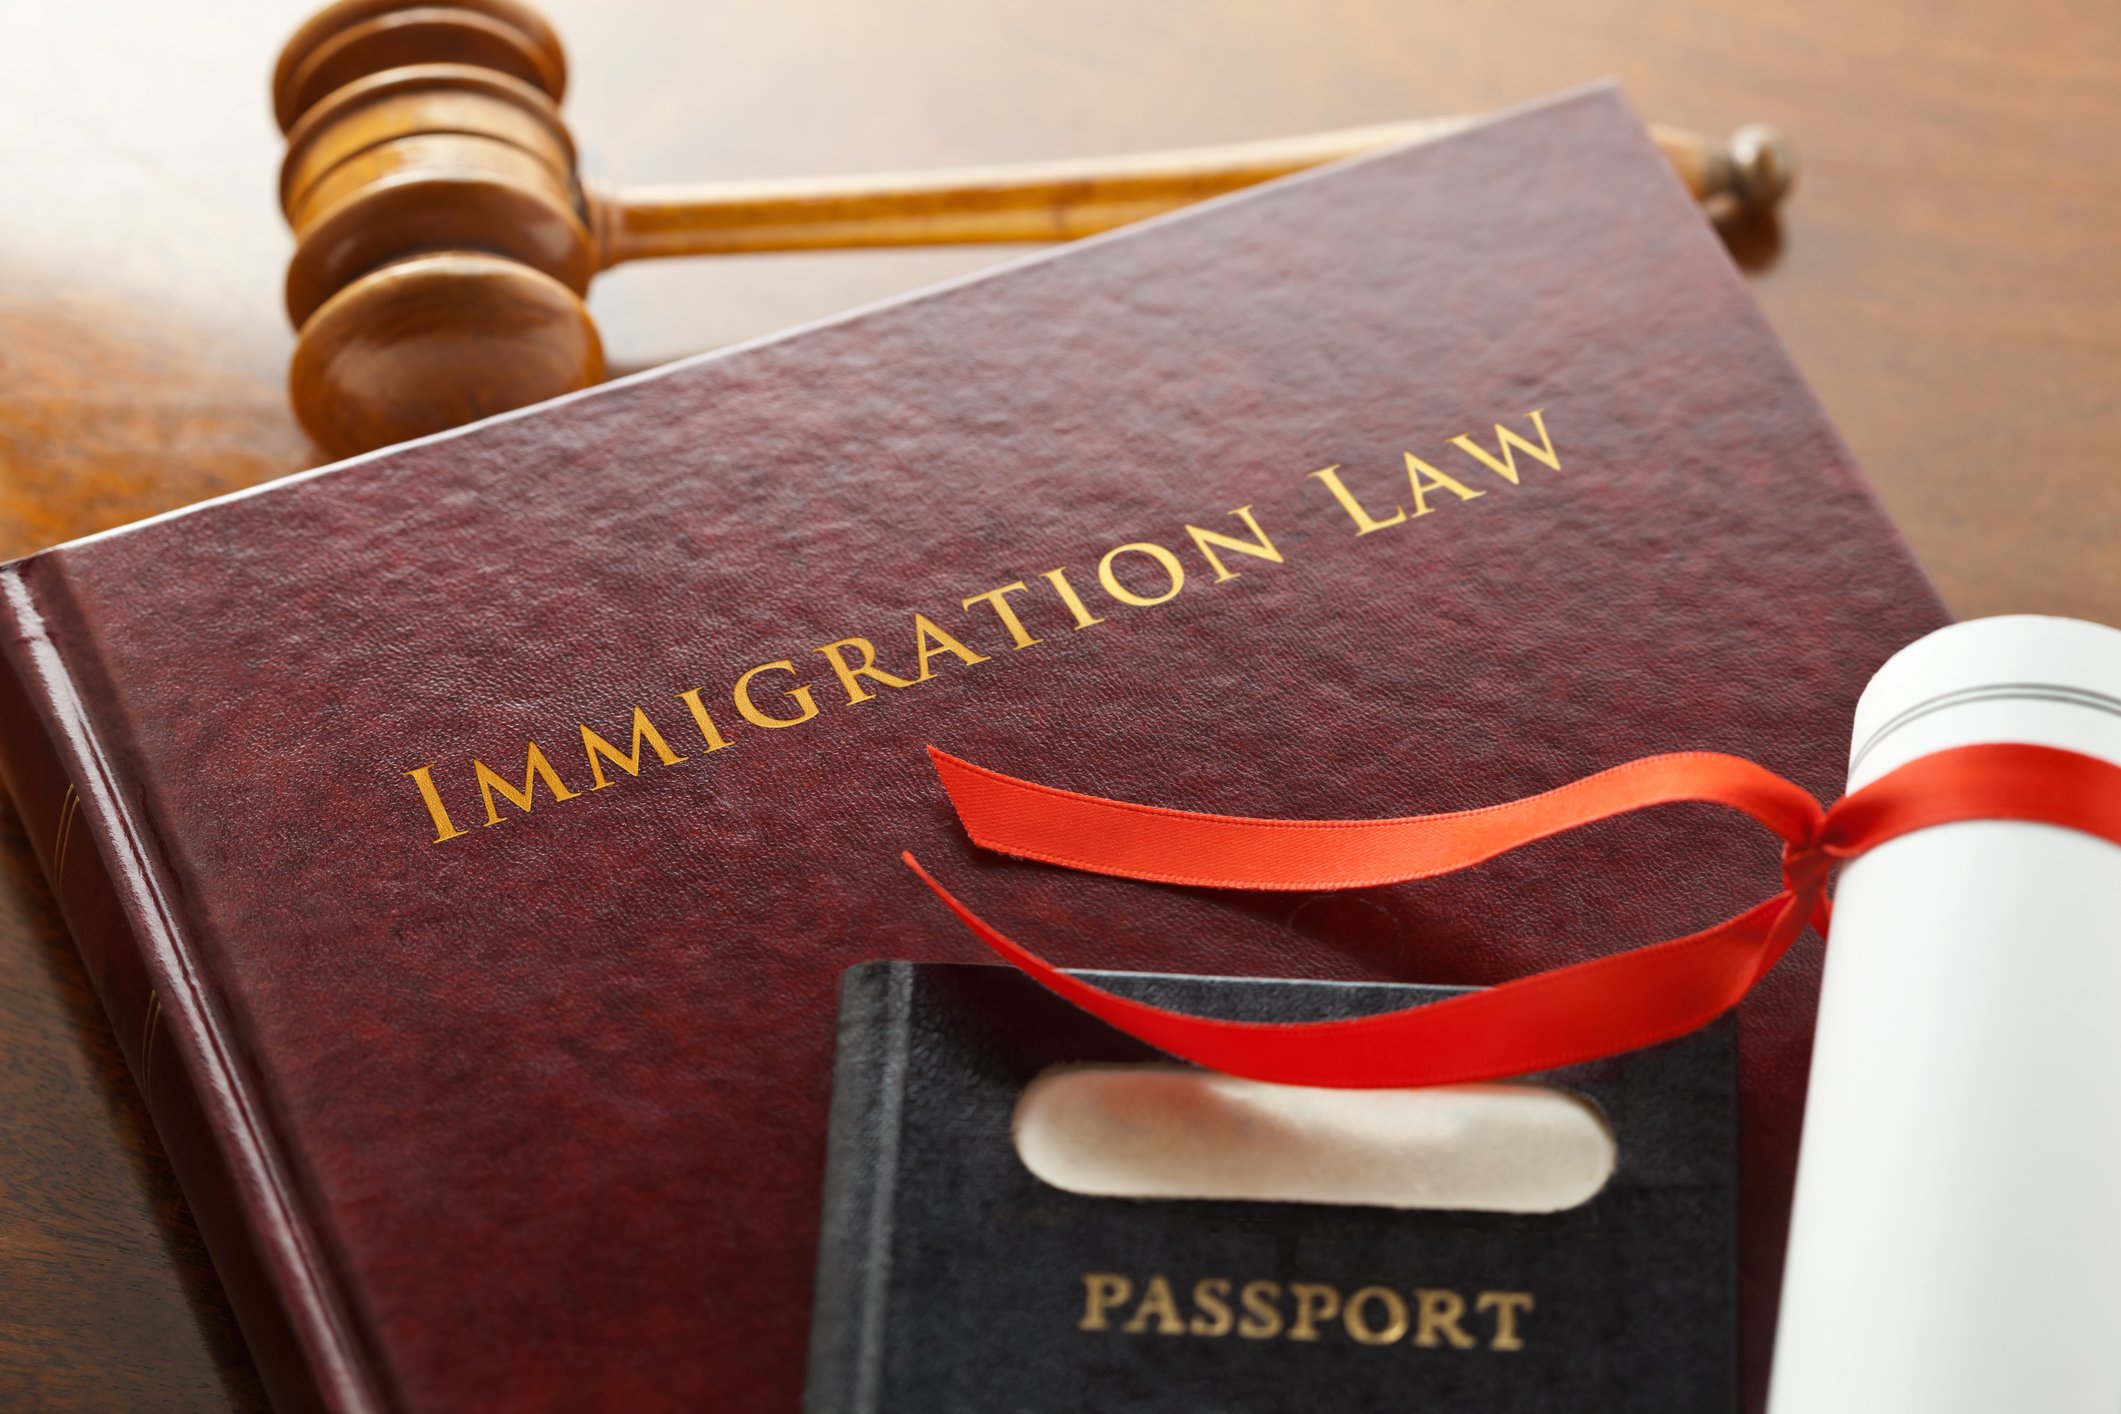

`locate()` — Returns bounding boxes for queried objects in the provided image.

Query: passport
[0,84,1946,1413]
[806,962,1738,1413]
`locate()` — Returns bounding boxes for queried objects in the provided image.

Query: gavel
[277,0,1797,456]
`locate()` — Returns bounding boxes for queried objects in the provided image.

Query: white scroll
[1768,615,2121,1413]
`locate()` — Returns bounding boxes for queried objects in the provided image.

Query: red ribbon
[903,742,2121,1087]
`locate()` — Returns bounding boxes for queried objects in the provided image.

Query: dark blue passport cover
[805,961,1737,1413]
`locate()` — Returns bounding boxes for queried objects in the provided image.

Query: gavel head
[277,0,604,456]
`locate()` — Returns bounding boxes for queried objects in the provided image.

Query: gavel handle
[587,118,1790,268]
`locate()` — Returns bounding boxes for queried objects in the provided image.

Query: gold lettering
[473,742,581,826]
[1188,1278,1234,1337]
[579,707,687,790]
[815,636,916,705]
[1039,567,1106,629]
[1309,464,1408,535]
[1236,1280,1284,1340]
[402,406,1560,845]
[1122,1275,1185,1335]
[404,764,467,843]
[961,582,1044,649]
[1097,542,1185,607]
[910,612,989,680]
[1079,1273,1132,1331]
[1449,408,1558,485]
[1288,1283,1342,1341]
[1403,453,1485,517]
[732,661,820,729]
[1184,505,1283,583]
[1077,1274,1525,1347]
[1476,1290,1535,1351]
[1414,1288,1477,1349]
[675,687,734,753]
[1343,1286,1410,1345]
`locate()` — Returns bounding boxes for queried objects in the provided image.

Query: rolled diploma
[1768,615,2121,1412]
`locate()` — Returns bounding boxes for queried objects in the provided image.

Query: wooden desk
[2,0,2116,1405]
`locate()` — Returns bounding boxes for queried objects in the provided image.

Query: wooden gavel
[277,0,1797,456]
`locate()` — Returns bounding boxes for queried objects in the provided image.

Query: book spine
[804,961,917,1414]
[0,561,383,1414]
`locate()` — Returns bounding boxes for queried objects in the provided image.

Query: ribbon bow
[903,742,2121,1087]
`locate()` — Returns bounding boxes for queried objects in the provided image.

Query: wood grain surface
[2,0,2116,1406]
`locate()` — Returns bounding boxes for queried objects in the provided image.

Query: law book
[808,962,1738,1413]
[0,84,1946,1413]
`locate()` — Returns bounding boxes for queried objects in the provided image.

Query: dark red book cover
[0,85,1945,1413]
